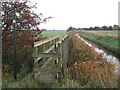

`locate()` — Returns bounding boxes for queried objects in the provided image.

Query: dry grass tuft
[68,31,118,88]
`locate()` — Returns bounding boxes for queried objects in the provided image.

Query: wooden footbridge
[32,34,69,83]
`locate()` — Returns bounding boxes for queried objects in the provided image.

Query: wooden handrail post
[43,44,46,63]
[32,43,38,68]
[58,42,62,68]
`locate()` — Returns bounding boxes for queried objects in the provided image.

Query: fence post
[59,40,65,77]
[32,43,38,68]
[66,36,69,68]
[61,39,65,76]
[58,42,62,68]
[63,37,67,70]
[43,44,46,64]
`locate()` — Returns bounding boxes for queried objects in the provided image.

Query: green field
[41,30,66,38]
[79,32,119,51]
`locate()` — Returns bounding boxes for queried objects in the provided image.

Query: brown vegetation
[67,31,118,88]
[84,31,118,38]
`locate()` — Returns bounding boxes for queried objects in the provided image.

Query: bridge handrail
[32,34,69,70]
[34,35,60,47]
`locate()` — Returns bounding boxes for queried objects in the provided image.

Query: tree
[108,26,113,30]
[1,0,52,40]
[1,0,52,75]
[89,27,93,30]
[93,26,100,30]
[67,26,76,32]
[113,25,119,30]
[1,1,53,31]
[101,26,109,30]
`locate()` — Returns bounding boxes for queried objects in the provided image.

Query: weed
[6,74,40,88]
[68,31,118,88]
[52,73,82,88]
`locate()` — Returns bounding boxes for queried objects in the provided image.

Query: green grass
[2,69,87,88]
[5,75,40,88]
[2,59,104,88]
[51,73,103,88]
[79,32,119,51]
[41,30,66,38]
[89,30,119,35]
[52,74,83,88]
[2,68,41,88]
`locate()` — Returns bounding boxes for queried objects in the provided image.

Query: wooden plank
[44,45,54,53]
[33,66,60,73]
[32,53,61,58]
[34,36,59,47]
[41,57,52,68]
[34,35,68,48]
[34,45,55,63]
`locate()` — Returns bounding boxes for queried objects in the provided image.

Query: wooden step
[34,66,61,83]
[35,73,57,83]
[33,66,61,73]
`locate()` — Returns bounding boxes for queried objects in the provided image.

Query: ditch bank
[76,34,119,73]
[68,31,118,88]
[79,34,120,60]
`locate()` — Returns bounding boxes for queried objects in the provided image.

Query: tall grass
[2,68,41,88]
[68,31,118,88]
[52,73,82,88]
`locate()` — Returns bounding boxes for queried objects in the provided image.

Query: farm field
[79,30,120,56]
[82,30,119,38]
[41,30,66,38]
[86,30,119,35]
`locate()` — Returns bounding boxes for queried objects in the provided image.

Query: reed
[68,31,118,88]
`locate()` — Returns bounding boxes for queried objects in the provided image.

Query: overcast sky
[30,0,119,30]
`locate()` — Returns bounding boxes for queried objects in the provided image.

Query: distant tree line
[67,26,76,32]
[67,25,120,31]
[41,29,47,31]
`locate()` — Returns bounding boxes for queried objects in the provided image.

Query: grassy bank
[67,31,118,88]
[2,68,41,88]
[79,32,119,51]
[2,66,85,88]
